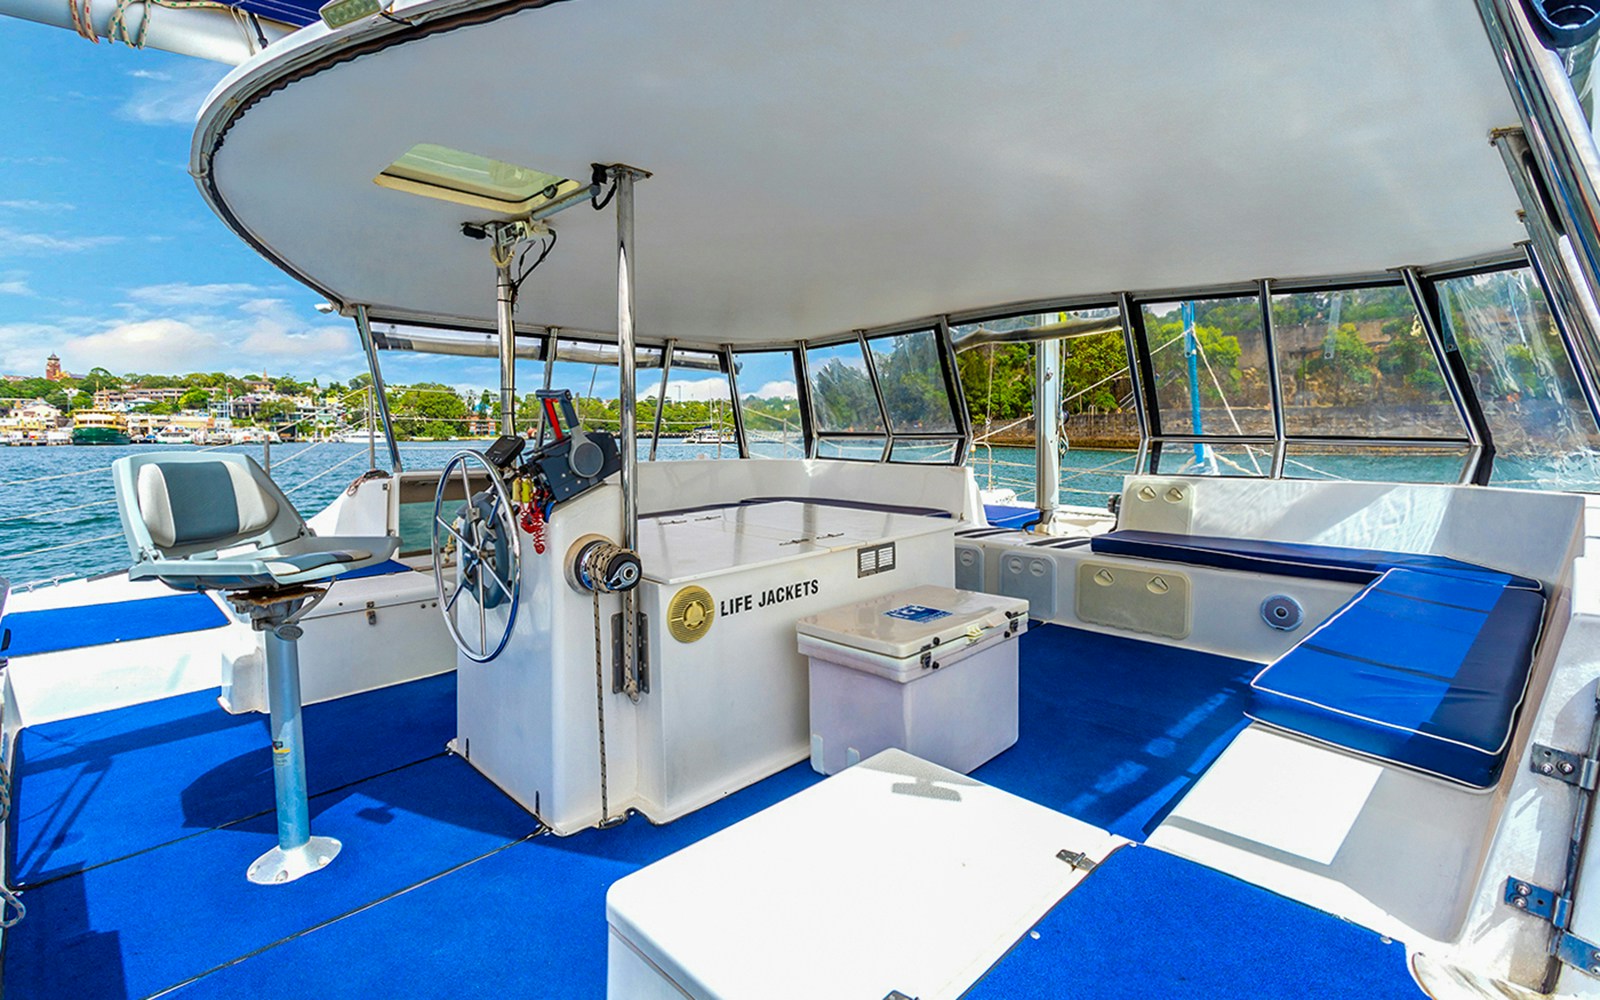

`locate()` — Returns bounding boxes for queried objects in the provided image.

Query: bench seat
[1249,568,1544,787]
[1091,529,1542,593]
[1087,530,1546,787]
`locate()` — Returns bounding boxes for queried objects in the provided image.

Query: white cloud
[0,226,122,255]
[127,282,262,307]
[0,273,33,296]
[661,377,732,402]
[0,200,75,212]
[117,62,228,127]
[129,70,172,81]
[752,380,798,399]
[0,299,362,380]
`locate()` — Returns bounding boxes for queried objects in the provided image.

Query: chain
[592,589,611,825]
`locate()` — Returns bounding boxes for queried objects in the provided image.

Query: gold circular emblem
[667,586,715,643]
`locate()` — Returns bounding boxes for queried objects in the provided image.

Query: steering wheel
[431,450,521,663]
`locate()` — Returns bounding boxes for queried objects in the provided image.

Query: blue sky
[0,20,799,400]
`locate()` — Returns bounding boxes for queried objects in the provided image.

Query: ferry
[6,2,1600,999]
[68,410,131,446]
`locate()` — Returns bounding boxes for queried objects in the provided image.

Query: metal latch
[1057,848,1098,873]
[1531,743,1600,790]
[883,992,917,1000]
[1505,878,1600,976]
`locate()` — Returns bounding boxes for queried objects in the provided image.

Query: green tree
[178,387,211,411]
[1307,324,1375,405]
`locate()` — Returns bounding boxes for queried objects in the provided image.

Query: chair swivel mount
[111,452,399,884]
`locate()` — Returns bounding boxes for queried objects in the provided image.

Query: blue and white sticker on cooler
[885,604,952,622]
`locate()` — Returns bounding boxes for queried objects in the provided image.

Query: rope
[592,590,613,825]
[1190,330,1265,475]
[0,498,117,525]
[282,451,364,495]
[0,441,232,487]
[0,532,122,563]
[68,0,98,41]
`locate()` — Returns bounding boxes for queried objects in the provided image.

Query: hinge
[1505,878,1600,977]
[1506,878,1569,926]
[1057,848,1098,873]
[1530,743,1599,790]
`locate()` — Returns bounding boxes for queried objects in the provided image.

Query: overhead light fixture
[319,0,381,30]
[374,143,584,214]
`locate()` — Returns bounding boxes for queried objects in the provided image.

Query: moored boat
[69,410,131,445]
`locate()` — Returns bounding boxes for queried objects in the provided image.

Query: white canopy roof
[194,0,1527,347]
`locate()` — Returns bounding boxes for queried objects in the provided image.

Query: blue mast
[1182,300,1206,463]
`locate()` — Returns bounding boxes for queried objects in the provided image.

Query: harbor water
[0,441,1593,588]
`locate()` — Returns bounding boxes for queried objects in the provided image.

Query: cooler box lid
[795,585,1028,659]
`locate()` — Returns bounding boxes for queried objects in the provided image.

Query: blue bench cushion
[1091,530,1542,593]
[1249,568,1545,787]
[983,503,1042,530]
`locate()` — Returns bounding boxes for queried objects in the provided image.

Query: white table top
[638,502,954,585]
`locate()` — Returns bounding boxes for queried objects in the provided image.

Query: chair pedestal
[231,588,342,885]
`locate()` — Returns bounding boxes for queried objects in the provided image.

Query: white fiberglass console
[454,488,956,834]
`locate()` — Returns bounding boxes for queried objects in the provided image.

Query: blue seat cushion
[1091,530,1542,593]
[983,503,1042,530]
[1249,568,1545,787]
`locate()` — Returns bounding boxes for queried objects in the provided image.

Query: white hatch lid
[605,749,1122,1000]
[795,585,1028,659]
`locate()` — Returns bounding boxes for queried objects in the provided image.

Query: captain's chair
[112,452,399,885]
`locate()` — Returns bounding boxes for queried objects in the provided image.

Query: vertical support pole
[1182,300,1205,464]
[937,317,974,466]
[613,165,645,701]
[353,305,404,473]
[243,594,341,885]
[1401,266,1495,485]
[263,437,271,475]
[1034,327,1061,526]
[650,338,676,461]
[723,345,750,459]
[1478,0,1600,363]
[795,343,819,459]
[1260,279,1288,478]
[614,168,639,554]
[1119,292,1152,473]
[1492,127,1600,429]
[860,333,895,462]
[263,619,311,852]
[497,259,517,437]
[366,385,376,470]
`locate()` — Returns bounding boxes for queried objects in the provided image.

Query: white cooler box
[796,585,1027,775]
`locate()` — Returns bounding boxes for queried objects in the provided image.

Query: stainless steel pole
[1492,127,1600,426]
[366,385,376,470]
[616,170,639,551]
[1034,331,1061,527]
[497,259,517,436]
[1478,0,1600,382]
[649,338,676,461]
[353,305,404,473]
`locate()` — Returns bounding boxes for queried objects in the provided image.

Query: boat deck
[2,625,1421,998]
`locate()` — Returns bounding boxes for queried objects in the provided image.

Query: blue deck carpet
[964,845,1421,999]
[973,623,1257,840]
[4,754,539,1000]
[9,672,456,886]
[3,623,1276,998]
[1,593,228,658]
[172,763,823,1000]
